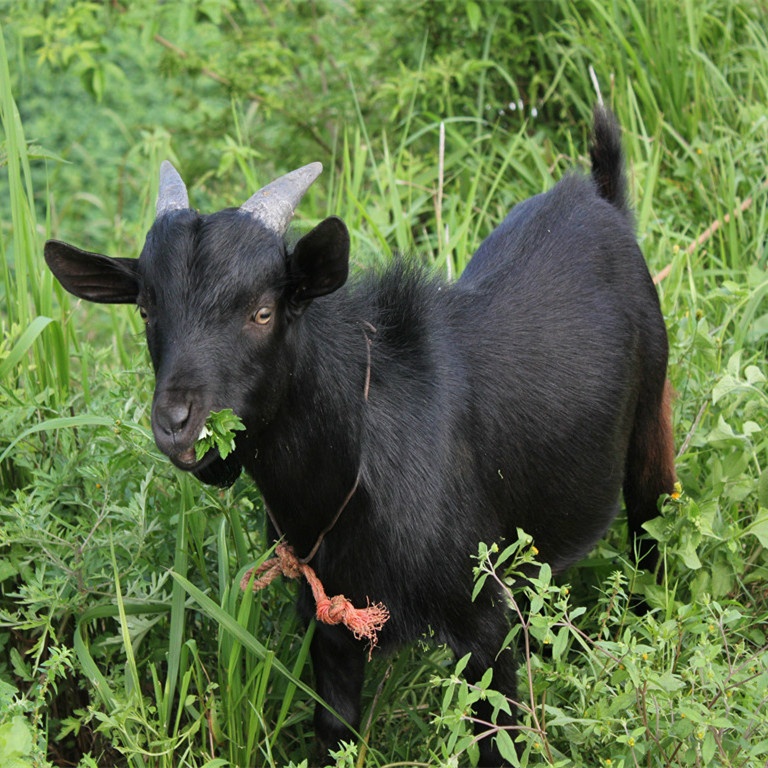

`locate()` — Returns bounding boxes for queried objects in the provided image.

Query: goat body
[45,107,675,765]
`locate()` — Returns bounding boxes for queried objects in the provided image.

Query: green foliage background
[1,0,767,766]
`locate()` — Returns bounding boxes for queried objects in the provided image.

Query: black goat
[45,106,676,765]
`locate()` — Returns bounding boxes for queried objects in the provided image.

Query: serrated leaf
[195,408,245,460]
[9,648,30,681]
[0,716,33,758]
[0,560,17,581]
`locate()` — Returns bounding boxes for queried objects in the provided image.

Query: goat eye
[138,306,148,322]
[251,307,273,325]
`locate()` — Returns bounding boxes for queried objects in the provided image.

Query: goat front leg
[449,605,520,767]
[463,645,519,767]
[310,622,366,756]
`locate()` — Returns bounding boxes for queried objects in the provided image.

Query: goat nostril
[163,403,191,435]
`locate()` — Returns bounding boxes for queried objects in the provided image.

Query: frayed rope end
[241,543,390,658]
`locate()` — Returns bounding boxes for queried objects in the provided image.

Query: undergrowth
[1,1,767,766]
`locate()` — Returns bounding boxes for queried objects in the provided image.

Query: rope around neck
[241,543,390,657]
[240,322,389,655]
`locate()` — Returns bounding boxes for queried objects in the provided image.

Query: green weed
[1,1,767,766]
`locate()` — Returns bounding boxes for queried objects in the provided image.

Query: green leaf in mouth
[195,409,246,461]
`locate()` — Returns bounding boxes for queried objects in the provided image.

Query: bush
[2,0,767,765]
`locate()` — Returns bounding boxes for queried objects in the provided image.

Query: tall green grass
[0,26,69,403]
[2,1,767,766]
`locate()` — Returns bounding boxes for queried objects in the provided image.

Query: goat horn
[240,162,323,235]
[157,161,190,216]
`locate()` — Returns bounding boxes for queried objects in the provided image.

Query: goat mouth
[170,445,217,471]
[176,446,198,467]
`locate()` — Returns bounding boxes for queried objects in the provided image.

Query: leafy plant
[2,0,767,765]
[195,408,246,462]
[437,537,768,767]
[0,714,37,768]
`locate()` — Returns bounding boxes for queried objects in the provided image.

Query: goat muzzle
[151,391,208,468]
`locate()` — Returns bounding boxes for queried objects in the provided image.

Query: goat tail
[590,105,628,214]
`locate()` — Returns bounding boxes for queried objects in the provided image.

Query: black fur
[45,107,676,766]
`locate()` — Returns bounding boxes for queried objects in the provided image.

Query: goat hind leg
[623,378,677,574]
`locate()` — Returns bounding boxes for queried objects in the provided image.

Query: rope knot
[242,542,389,658]
[273,542,304,579]
[316,594,349,624]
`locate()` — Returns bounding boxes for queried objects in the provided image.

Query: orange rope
[242,543,389,658]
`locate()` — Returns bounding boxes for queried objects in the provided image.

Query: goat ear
[288,216,349,304]
[45,240,140,304]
